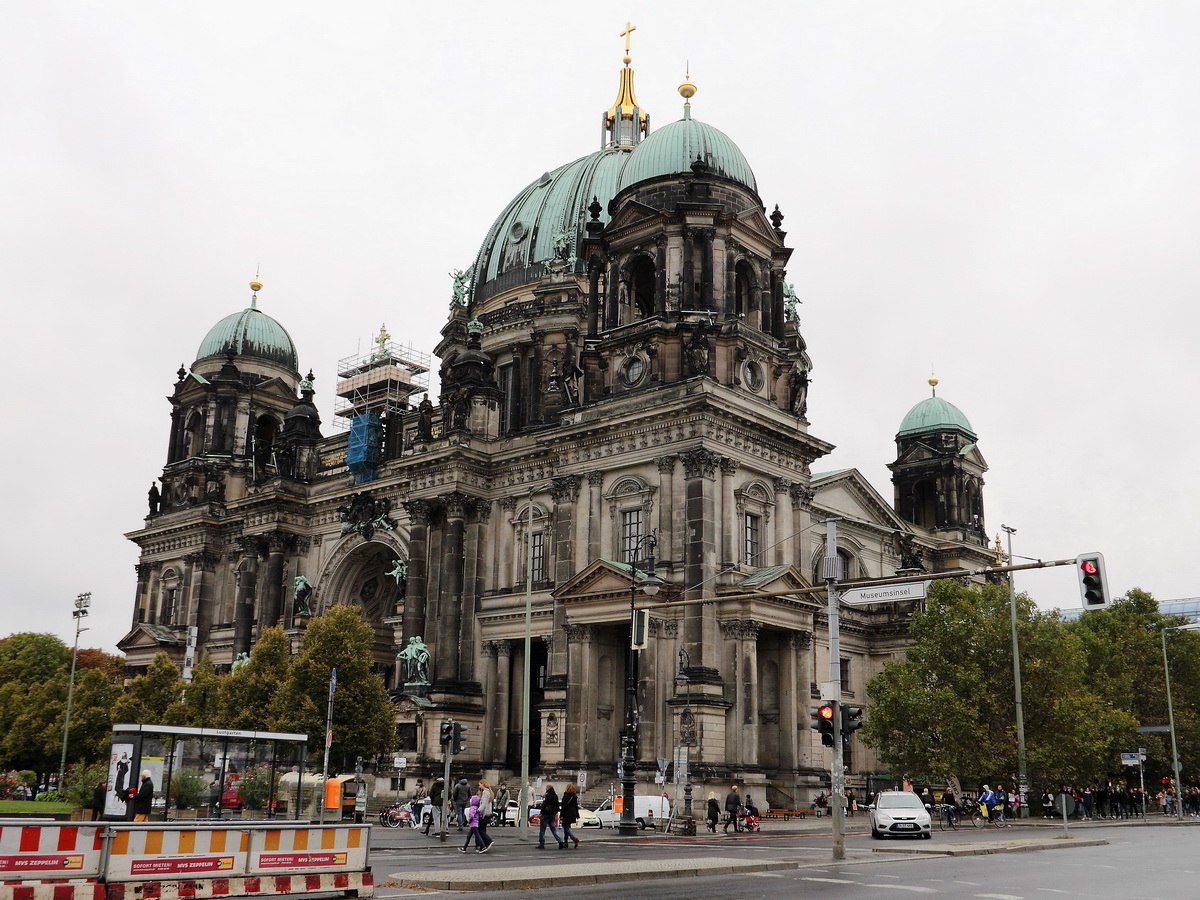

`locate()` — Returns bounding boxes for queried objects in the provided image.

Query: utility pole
[1002,525,1028,817]
[823,519,845,861]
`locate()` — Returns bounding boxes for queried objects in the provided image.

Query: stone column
[773,478,792,568]
[460,499,488,684]
[481,642,499,758]
[720,619,760,767]
[563,624,592,762]
[133,563,152,626]
[401,500,431,644]
[186,550,220,647]
[435,493,469,684]
[262,532,289,627]
[680,448,721,667]
[720,458,739,568]
[232,538,263,657]
[551,475,581,585]
[791,484,814,575]
[499,497,516,588]
[493,641,513,763]
[655,456,676,566]
[780,631,810,773]
[586,472,604,562]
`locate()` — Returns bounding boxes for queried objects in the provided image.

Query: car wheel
[636,817,646,830]
[871,827,882,839]
[921,832,931,839]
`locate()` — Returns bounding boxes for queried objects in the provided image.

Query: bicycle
[936,803,960,831]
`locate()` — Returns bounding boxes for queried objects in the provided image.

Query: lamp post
[1001,525,1028,817]
[1162,622,1200,821]
[58,592,91,791]
[618,533,662,837]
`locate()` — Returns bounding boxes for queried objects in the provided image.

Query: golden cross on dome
[375,324,391,354]
[621,21,636,61]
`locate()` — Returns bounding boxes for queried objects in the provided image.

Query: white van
[592,794,671,829]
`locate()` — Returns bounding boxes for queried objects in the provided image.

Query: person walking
[706,792,720,833]
[452,778,470,830]
[91,781,107,821]
[132,770,154,823]
[723,785,740,833]
[495,783,510,827]
[536,785,564,849]
[425,777,445,835]
[476,779,495,852]
[560,783,581,849]
[459,795,490,853]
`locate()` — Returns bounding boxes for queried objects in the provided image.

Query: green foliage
[232,764,274,810]
[178,655,222,728]
[61,760,108,810]
[270,605,395,762]
[172,769,208,809]
[112,653,184,725]
[862,580,1137,790]
[217,628,292,730]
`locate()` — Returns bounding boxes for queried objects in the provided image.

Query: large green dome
[898,396,975,438]
[617,115,757,195]
[196,305,299,372]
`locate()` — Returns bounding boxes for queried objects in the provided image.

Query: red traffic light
[1080,560,1098,576]
[818,704,835,720]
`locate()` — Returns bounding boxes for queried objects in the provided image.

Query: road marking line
[802,877,859,884]
[749,872,783,877]
[975,894,1025,900]
[861,885,937,893]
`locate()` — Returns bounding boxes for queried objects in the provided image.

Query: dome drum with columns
[124,31,998,809]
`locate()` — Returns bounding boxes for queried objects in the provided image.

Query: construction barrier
[0,823,371,900]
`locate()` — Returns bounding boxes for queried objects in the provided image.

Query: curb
[879,838,1109,857]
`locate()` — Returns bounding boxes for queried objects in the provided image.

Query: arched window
[253,414,279,476]
[626,255,657,322]
[734,260,756,322]
[912,480,937,529]
[183,410,205,459]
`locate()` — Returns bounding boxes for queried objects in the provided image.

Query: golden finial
[620,21,636,65]
[928,373,939,396]
[679,72,696,100]
[992,534,1005,565]
[249,275,263,310]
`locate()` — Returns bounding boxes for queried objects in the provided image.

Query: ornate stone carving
[563,623,593,643]
[500,496,518,512]
[720,457,740,477]
[719,618,761,640]
[679,707,697,746]
[338,492,397,541]
[680,448,721,480]
[183,549,222,570]
[587,470,605,487]
[441,491,476,520]
[663,619,679,637]
[550,474,582,503]
[403,498,431,527]
[494,639,513,657]
[544,712,560,746]
[481,641,499,659]
[788,630,813,651]
[654,455,677,474]
[790,483,814,510]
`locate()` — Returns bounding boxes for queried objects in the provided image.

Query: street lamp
[58,592,91,792]
[1001,525,1028,817]
[676,647,695,833]
[1162,622,1200,821]
[618,533,662,837]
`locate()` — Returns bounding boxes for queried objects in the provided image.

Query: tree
[216,627,291,730]
[111,653,185,725]
[861,580,1136,790]
[270,605,395,765]
[178,655,222,728]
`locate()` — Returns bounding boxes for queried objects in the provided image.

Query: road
[368,818,1196,897]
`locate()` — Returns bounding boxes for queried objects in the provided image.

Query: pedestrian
[208,778,221,818]
[495,782,510,827]
[459,795,490,853]
[425,777,445,835]
[132,770,154,823]
[723,784,740,833]
[560,783,581,849]
[412,779,427,803]
[706,792,720,833]
[91,781,107,821]
[536,785,563,849]
[452,777,470,830]
[846,788,856,817]
[476,779,495,851]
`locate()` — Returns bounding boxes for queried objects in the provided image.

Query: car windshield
[877,793,923,809]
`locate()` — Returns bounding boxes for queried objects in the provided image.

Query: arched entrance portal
[316,538,408,680]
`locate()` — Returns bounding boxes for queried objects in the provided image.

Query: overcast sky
[3,2,1197,654]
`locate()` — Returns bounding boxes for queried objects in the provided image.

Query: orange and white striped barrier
[103,826,249,881]
[98,870,373,900]
[247,825,366,876]
[0,825,104,879]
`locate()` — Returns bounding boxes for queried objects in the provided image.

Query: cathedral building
[121,39,995,804]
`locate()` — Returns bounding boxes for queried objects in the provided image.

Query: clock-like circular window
[622,355,646,387]
[743,361,765,392]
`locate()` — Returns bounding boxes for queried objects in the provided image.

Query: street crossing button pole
[824,518,846,861]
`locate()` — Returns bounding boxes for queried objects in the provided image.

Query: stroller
[742,800,762,832]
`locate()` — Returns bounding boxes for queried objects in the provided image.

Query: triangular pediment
[733,207,783,247]
[812,467,907,531]
[117,622,186,652]
[733,564,810,592]
[606,200,662,233]
[552,558,641,601]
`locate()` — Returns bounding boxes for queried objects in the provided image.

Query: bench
[766,806,819,820]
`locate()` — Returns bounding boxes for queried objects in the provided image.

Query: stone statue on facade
[789,364,810,418]
[782,281,800,324]
[449,266,473,309]
[684,322,710,377]
[293,574,314,617]
[416,394,434,441]
[397,636,430,685]
[231,652,250,672]
[387,558,408,598]
[148,483,161,515]
[561,342,583,406]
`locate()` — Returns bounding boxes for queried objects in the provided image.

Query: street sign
[577,770,587,788]
[657,757,669,772]
[1138,725,1170,733]
[842,581,928,606]
[1121,752,1146,766]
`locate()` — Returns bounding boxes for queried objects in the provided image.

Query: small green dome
[898,396,976,439]
[197,306,299,372]
[617,115,758,195]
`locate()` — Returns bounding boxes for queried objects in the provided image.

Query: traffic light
[841,705,863,745]
[1076,553,1110,610]
[452,722,467,754]
[631,609,648,650]
[810,703,836,747]
[439,721,453,746]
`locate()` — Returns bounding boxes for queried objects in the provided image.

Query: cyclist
[979,784,998,821]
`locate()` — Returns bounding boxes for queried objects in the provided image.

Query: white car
[869,791,932,839]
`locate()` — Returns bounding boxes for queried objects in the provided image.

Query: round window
[743,361,764,392]
[622,356,646,386]
[509,221,527,242]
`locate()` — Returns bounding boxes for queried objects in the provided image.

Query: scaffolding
[334,333,431,427]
